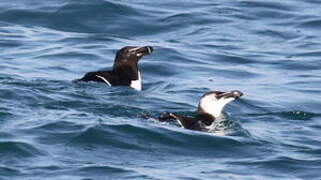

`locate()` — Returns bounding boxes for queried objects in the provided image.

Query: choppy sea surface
[1,0,321,179]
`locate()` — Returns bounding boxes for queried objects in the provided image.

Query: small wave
[0,166,21,179]
[233,155,321,170]
[71,164,161,179]
[66,123,259,158]
[238,1,296,11]
[32,120,86,132]
[76,165,134,175]
[0,108,15,120]
[159,12,211,27]
[229,156,319,180]
[293,50,321,57]
[254,29,298,40]
[0,141,44,158]
[297,18,321,30]
[0,1,144,34]
[213,52,257,64]
[298,148,321,156]
[256,111,317,121]
[68,124,173,151]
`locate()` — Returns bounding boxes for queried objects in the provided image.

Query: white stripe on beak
[128,47,141,53]
[146,46,152,54]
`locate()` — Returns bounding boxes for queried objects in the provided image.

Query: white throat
[199,97,234,118]
[130,71,142,91]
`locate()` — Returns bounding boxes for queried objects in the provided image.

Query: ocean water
[1,0,321,179]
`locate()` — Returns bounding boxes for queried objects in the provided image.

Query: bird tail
[72,79,81,83]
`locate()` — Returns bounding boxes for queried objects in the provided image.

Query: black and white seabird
[158,90,243,132]
[73,46,154,91]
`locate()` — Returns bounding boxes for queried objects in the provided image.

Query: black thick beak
[136,46,153,55]
[217,90,243,99]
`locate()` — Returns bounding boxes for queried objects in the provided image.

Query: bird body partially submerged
[159,90,243,132]
[73,46,153,91]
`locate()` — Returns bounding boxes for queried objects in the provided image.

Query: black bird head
[113,46,153,70]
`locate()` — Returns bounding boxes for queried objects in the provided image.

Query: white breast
[199,96,234,118]
[130,71,142,91]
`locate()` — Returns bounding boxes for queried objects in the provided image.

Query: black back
[158,112,215,131]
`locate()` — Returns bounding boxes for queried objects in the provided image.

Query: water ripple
[1,0,321,179]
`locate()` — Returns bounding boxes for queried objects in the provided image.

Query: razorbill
[73,46,153,91]
[158,90,243,132]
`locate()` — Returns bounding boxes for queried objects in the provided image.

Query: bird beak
[217,90,243,99]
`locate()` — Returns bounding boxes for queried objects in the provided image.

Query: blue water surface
[1,0,321,179]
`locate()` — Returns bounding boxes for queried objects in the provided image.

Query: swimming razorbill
[158,90,243,131]
[73,46,153,91]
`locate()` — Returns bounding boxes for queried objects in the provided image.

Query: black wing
[73,71,111,83]
[74,70,132,87]
[158,112,202,130]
